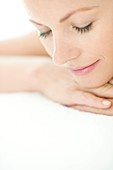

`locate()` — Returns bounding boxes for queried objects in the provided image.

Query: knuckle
[82,92,100,104]
[81,91,93,99]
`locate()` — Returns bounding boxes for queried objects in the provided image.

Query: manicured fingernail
[102,100,111,106]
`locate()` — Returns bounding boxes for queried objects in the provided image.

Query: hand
[81,79,113,99]
[73,99,113,116]
[73,79,113,116]
[36,61,112,110]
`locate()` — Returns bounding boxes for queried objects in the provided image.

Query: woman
[0,0,113,115]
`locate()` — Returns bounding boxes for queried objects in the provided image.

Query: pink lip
[72,59,100,76]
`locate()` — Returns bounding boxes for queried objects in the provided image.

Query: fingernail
[102,100,111,106]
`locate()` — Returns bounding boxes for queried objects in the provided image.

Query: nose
[52,36,81,65]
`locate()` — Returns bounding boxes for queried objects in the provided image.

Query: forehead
[23,0,104,24]
[24,0,100,12]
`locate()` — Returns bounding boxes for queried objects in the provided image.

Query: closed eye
[38,22,93,39]
[38,30,52,39]
[72,22,93,34]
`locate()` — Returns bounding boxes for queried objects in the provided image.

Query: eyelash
[39,22,93,39]
[72,22,93,34]
[39,30,52,39]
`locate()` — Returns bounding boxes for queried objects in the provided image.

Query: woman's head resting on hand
[23,0,113,89]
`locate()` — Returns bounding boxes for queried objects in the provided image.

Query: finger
[87,83,113,98]
[73,105,113,116]
[69,90,111,109]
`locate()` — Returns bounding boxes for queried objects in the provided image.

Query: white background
[0,0,35,40]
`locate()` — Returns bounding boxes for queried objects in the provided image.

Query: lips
[71,59,100,76]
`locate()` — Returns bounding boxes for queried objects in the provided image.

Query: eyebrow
[30,6,99,26]
[30,19,42,26]
[60,6,99,23]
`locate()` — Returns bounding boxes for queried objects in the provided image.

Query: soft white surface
[0,92,113,170]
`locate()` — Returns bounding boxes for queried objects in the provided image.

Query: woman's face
[24,0,113,88]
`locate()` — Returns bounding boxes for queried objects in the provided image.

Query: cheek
[72,33,113,88]
[81,29,113,62]
[74,51,113,89]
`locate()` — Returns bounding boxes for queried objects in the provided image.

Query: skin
[0,0,113,115]
[1,35,113,115]
[23,0,113,89]
[22,0,113,115]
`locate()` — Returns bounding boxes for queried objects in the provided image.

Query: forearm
[0,56,112,116]
[0,31,47,56]
[0,56,51,92]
